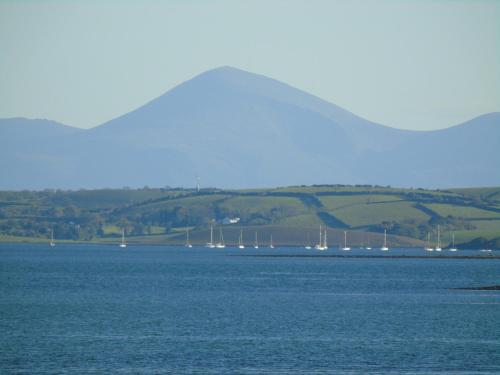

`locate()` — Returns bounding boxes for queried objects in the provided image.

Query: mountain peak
[186,65,276,89]
[199,65,254,77]
[205,65,244,73]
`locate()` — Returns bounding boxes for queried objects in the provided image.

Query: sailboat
[49,228,55,247]
[269,234,275,249]
[380,229,389,251]
[365,235,372,250]
[206,224,215,248]
[341,230,351,251]
[215,227,226,248]
[425,232,433,251]
[119,228,127,248]
[449,233,457,252]
[254,231,259,249]
[315,225,326,250]
[185,227,193,248]
[435,225,442,251]
[238,229,245,249]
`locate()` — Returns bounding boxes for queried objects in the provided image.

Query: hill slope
[1,185,499,248]
[0,118,83,189]
[1,67,499,189]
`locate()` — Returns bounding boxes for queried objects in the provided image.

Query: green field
[276,213,323,226]
[320,195,406,211]
[450,187,500,202]
[424,203,500,219]
[332,201,429,228]
[469,220,500,231]
[102,224,166,235]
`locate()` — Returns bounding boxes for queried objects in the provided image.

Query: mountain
[0,118,83,189]
[1,67,499,190]
[361,112,500,187]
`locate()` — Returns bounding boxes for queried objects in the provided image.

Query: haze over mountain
[1,67,499,190]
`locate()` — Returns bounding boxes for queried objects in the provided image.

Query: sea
[1,244,499,374]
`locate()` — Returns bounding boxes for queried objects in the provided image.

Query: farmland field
[424,203,500,219]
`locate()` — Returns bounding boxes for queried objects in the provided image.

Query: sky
[0,0,499,131]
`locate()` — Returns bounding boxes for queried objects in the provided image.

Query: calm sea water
[1,244,499,374]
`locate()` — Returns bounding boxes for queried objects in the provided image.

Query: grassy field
[318,194,428,228]
[332,201,429,228]
[315,195,406,210]
[423,203,500,219]
[469,220,500,231]
[220,196,303,211]
[276,213,323,226]
[450,187,500,202]
[102,225,166,235]
[122,194,226,212]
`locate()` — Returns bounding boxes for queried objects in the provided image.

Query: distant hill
[0,118,83,189]
[1,67,499,189]
[1,185,499,248]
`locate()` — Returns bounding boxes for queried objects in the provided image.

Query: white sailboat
[269,234,275,249]
[215,227,226,248]
[435,225,442,251]
[185,227,193,248]
[254,231,259,249]
[206,224,215,248]
[49,228,55,247]
[449,233,457,252]
[238,229,245,249]
[381,229,389,251]
[120,228,127,248]
[315,225,326,250]
[365,234,372,250]
[341,230,351,251]
[424,232,433,251]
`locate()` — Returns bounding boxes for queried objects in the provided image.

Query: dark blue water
[1,244,499,374]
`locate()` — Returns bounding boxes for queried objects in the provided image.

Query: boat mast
[186,227,190,246]
[437,225,441,249]
[220,227,224,246]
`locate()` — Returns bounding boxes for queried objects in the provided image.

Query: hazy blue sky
[0,0,498,130]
